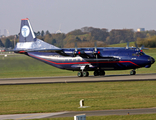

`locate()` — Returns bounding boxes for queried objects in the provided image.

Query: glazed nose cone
[150,57,155,64]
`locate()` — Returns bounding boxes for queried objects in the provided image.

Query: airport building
[137,28,145,32]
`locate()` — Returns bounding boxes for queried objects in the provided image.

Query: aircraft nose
[149,57,155,64]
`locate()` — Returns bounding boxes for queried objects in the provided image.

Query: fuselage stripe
[28,53,140,67]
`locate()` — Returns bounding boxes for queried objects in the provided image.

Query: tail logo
[21,25,30,37]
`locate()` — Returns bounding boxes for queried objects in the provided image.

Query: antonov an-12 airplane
[14,18,155,77]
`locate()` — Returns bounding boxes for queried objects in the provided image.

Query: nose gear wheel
[130,70,136,75]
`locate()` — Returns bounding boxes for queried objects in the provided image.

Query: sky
[0,0,156,35]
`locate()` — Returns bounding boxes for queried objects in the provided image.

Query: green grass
[32,114,156,120]
[109,42,135,47]
[0,54,76,78]
[1,81,156,115]
[0,47,156,78]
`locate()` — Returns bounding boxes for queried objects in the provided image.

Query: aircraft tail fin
[19,18,36,42]
[14,18,61,52]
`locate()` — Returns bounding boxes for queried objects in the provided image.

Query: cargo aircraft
[14,18,155,77]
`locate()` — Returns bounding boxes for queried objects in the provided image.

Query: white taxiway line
[0,112,68,120]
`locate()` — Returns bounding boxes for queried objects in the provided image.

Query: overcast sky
[0,0,156,35]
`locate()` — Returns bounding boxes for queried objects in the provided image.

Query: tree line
[137,36,156,48]
[1,27,156,49]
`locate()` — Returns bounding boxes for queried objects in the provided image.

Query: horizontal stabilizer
[14,39,61,51]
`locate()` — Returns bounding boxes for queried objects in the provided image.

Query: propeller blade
[135,42,138,48]
[139,45,149,50]
[94,42,98,58]
[126,42,129,49]
[75,42,77,52]
[72,42,78,56]
[94,42,97,52]
[140,45,144,50]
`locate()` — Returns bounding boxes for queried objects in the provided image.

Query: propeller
[125,42,147,52]
[126,42,129,49]
[94,42,100,59]
[75,42,77,52]
[140,45,144,50]
[94,42,97,52]
[73,42,81,56]
[135,42,139,49]
[134,42,149,50]
[74,42,101,58]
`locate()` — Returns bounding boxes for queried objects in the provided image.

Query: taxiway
[0,107,156,119]
[0,73,156,85]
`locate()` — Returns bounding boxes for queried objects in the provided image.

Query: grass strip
[0,81,156,115]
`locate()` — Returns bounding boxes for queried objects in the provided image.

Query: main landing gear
[77,69,136,77]
[77,70,105,77]
[94,70,105,76]
[130,69,136,75]
[77,71,89,77]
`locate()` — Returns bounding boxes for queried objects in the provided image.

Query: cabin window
[132,52,144,56]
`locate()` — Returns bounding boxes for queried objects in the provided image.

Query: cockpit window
[139,52,145,56]
[132,53,137,56]
[132,52,145,56]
